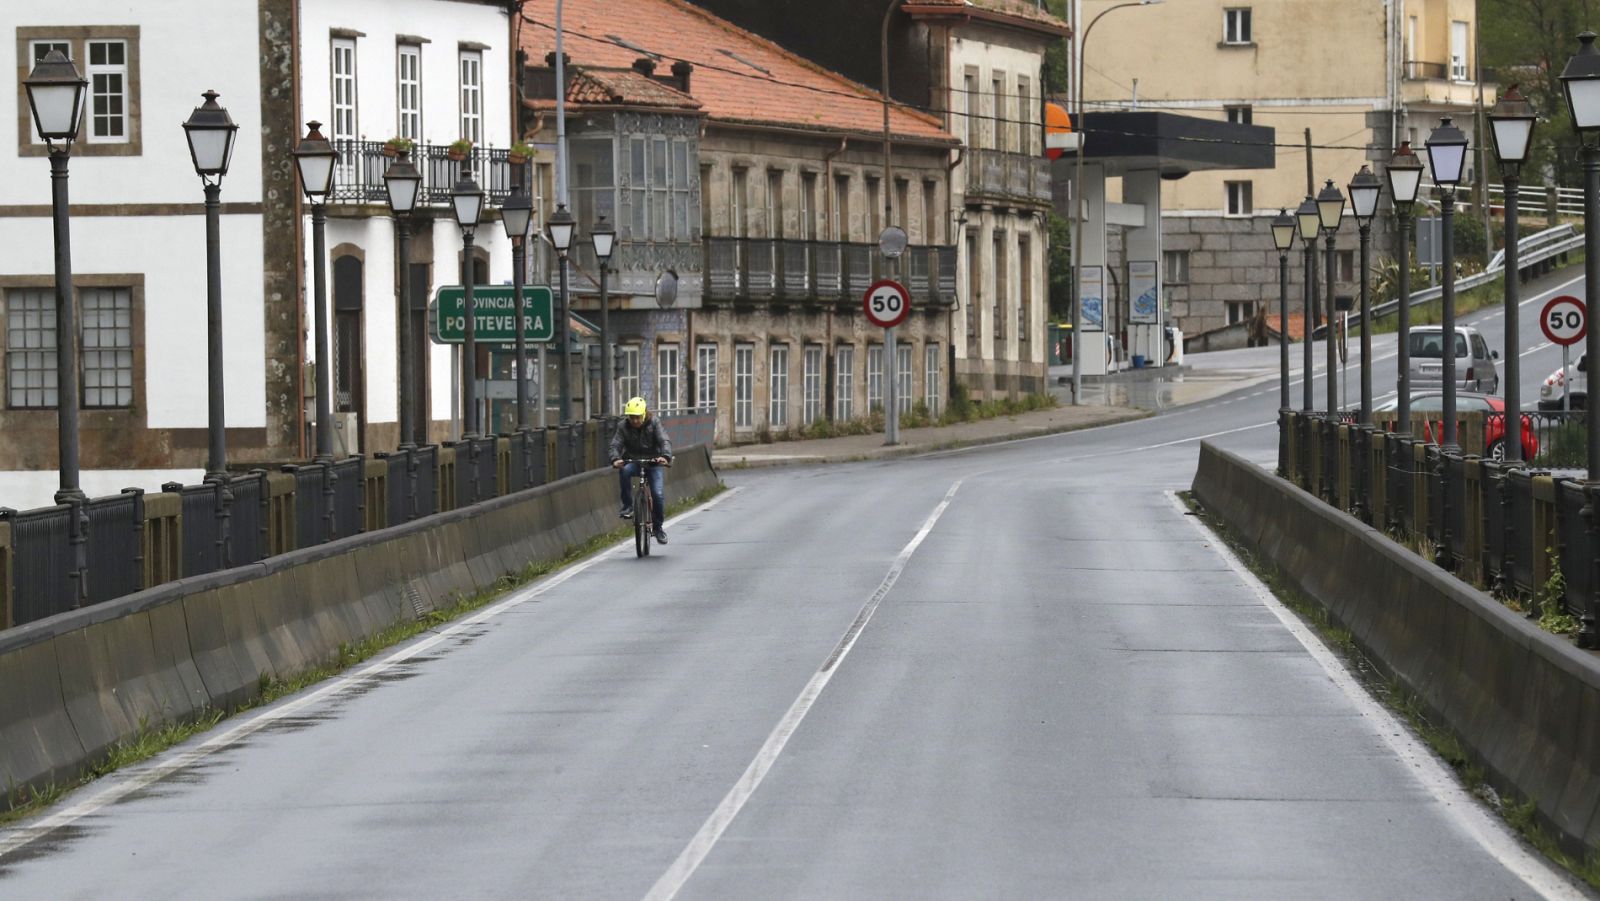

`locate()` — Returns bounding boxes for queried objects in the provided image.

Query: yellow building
[1077,0,1491,338]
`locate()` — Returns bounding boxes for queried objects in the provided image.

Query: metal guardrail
[1371,223,1582,322]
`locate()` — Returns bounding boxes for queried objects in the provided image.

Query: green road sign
[431,285,554,344]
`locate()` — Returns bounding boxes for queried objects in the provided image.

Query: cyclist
[609,396,673,544]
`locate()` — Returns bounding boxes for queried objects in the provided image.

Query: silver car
[1407,325,1500,394]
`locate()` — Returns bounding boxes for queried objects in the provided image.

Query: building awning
[1060,111,1275,178]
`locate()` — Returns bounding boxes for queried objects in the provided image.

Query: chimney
[633,57,657,77]
[672,60,693,94]
[544,51,570,68]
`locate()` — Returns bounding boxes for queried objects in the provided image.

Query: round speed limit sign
[863,279,911,329]
[1541,295,1588,347]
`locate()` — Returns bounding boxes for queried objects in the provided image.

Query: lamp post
[1490,86,1538,464]
[881,224,908,446]
[24,50,88,502]
[1271,208,1295,476]
[1560,31,1600,646]
[383,149,422,448]
[1316,179,1346,420]
[1385,142,1425,436]
[452,175,485,437]
[1425,117,1469,454]
[547,203,576,421]
[292,122,339,462]
[182,91,239,482]
[1348,166,1381,427]
[501,186,534,430]
[591,216,616,417]
[1296,195,1320,412]
[1070,0,1166,405]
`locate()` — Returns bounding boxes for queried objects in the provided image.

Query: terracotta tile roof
[1264,313,1306,342]
[555,67,703,110]
[520,0,954,143]
[904,0,1070,32]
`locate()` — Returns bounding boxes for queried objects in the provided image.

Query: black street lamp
[590,215,616,417]
[383,149,422,450]
[1271,208,1295,476]
[1489,86,1538,465]
[1348,166,1382,427]
[501,186,534,431]
[1385,142,1426,436]
[1560,31,1600,646]
[1425,117,1470,454]
[1317,179,1346,419]
[24,49,88,503]
[547,203,576,421]
[182,91,239,482]
[1296,195,1321,412]
[292,122,339,462]
[452,175,485,437]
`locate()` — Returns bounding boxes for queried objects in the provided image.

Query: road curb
[712,409,1152,470]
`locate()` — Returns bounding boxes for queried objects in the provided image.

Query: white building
[0,0,516,509]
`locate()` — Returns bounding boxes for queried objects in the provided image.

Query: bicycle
[620,458,669,557]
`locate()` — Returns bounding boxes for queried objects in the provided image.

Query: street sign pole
[864,279,911,445]
[1565,344,1573,412]
[886,324,898,445]
[1539,294,1587,413]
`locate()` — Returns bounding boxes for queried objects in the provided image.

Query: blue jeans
[619,462,666,525]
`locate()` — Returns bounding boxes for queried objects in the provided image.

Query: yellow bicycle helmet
[624,396,648,417]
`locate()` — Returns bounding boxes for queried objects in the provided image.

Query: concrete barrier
[0,447,720,806]
[1193,441,1600,856]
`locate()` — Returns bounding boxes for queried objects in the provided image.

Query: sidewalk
[710,345,1298,470]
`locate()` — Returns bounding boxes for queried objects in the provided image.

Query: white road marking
[0,487,745,860]
[1170,490,1587,901]
[643,480,965,901]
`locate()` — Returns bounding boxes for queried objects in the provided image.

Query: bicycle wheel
[634,480,649,558]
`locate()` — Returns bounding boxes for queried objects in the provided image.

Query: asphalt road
[0,269,1592,900]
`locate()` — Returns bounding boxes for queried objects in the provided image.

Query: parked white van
[1407,325,1500,394]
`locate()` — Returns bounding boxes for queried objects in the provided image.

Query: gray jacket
[608,417,673,462]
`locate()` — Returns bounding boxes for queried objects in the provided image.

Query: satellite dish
[655,269,679,309]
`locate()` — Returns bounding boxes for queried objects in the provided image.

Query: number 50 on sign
[864,279,911,329]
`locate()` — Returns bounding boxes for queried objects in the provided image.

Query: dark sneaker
[653,529,668,544]
[619,505,633,519]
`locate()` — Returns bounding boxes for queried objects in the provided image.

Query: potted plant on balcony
[447,138,473,161]
[507,141,533,166]
[383,136,414,158]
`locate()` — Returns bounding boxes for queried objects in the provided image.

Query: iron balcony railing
[704,238,957,306]
[328,140,517,206]
[966,148,1052,205]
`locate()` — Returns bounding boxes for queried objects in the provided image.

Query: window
[657,344,680,413]
[966,230,979,342]
[993,232,1006,341]
[962,71,978,150]
[1223,8,1252,44]
[766,170,784,238]
[925,344,941,415]
[867,177,882,241]
[734,344,754,429]
[1017,78,1032,155]
[1451,21,1470,81]
[895,179,910,234]
[803,346,823,425]
[87,40,129,142]
[81,287,133,408]
[7,289,57,408]
[1226,301,1256,325]
[1226,105,1252,125]
[696,344,718,410]
[673,141,691,239]
[897,345,913,414]
[835,346,855,421]
[397,44,422,142]
[923,181,939,244]
[867,345,884,412]
[731,168,748,238]
[19,29,141,155]
[652,137,668,238]
[6,285,135,409]
[616,345,641,407]
[1337,250,1356,283]
[990,74,1005,150]
[832,174,850,241]
[331,38,357,145]
[1225,180,1252,216]
[769,344,789,427]
[1165,250,1191,284]
[1019,237,1032,344]
[801,173,818,240]
[459,49,482,147]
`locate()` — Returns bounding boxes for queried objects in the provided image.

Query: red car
[1374,392,1538,461]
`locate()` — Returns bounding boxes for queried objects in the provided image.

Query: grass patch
[1180,490,1600,890]
[1,483,728,824]
[744,388,1059,445]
